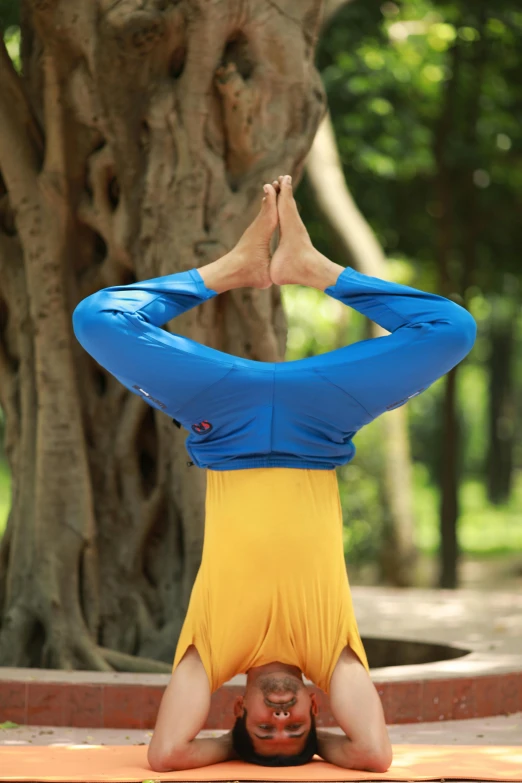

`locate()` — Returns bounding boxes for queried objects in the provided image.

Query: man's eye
[259,725,272,731]
[287,724,302,731]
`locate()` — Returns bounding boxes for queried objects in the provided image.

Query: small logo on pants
[132,385,166,410]
[386,389,424,411]
[192,420,213,434]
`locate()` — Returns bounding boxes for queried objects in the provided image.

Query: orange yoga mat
[0,745,521,782]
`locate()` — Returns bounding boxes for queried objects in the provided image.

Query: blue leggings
[72,267,476,471]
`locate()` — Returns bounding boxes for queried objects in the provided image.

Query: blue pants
[72,267,476,471]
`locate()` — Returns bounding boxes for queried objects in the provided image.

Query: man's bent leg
[72,183,280,421]
[271,176,476,427]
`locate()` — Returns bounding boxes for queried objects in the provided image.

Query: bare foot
[270,175,341,290]
[226,182,279,289]
[199,184,279,292]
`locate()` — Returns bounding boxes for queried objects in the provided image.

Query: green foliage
[414,466,522,556]
[0,0,19,30]
[4,24,20,70]
[338,421,386,566]
[2,0,21,69]
[288,0,522,571]
[313,0,522,285]
[282,285,354,360]
[282,282,522,566]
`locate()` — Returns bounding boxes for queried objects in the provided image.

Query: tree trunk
[305,113,418,587]
[486,294,517,505]
[0,0,326,670]
[432,38,462,590]
[438,368,460,589]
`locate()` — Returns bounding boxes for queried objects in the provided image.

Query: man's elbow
[336,740,393,773]
[365,743,393,773]
[147,745,188,773]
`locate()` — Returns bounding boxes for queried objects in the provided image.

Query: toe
[278,175,293,197]
[276,175,301,226]
[263,183,277,204]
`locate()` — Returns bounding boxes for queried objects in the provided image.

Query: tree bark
[305,112,418,587]
[0,0,326,670]
[433,40,461,590]
[435,18,484,587]
[438,369,460,589]
[486,295,517,505]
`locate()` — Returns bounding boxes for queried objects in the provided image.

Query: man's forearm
[183,734,237,770]
[152,733,237,772]
[317,730,390,773]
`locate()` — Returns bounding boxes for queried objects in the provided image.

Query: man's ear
[233,696,245,718]
[310,692,319,717]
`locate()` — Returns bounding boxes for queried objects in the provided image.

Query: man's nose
[272,709,291,720]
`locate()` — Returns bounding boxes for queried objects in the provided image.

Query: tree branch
[41,47,66,180]
[305,110,418,585]
[214,63,262,178]
[0,38,43,205]
[305,110,388,287]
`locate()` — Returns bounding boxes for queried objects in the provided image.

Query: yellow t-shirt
[172,468,369,695]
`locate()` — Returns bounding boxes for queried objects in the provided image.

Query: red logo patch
[192,420,213,434]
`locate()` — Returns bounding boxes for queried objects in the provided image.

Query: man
[73,175,476,773]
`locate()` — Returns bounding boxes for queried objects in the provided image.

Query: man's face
[235,672,318,757]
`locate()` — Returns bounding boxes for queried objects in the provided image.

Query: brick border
[1,671,521,729]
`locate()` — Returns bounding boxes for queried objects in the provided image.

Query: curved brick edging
[2,587,522,729]
[0,667,521,730]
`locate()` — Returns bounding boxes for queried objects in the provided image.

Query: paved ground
[225,585,522,686]
[1,713,520,746]
[350,553,522,592]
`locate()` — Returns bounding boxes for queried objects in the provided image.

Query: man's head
[232,669,318,766]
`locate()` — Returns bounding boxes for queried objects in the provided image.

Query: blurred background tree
[288,0,522,589]
[1,0,522,672]
[0,0,325,670]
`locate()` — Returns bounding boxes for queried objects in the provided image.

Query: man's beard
[258,674,301,709]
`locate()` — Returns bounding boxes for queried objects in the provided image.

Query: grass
[413,462,522,556]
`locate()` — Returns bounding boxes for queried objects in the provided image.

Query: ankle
[291,249,343,291]
[198,254,244,293]
[310,256,344,291]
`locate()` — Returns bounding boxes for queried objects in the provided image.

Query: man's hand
[148,646,220,772]
[317,730,389,773]
[318,646,393,773]
[212,729,239,762]
[161,730,237,772]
